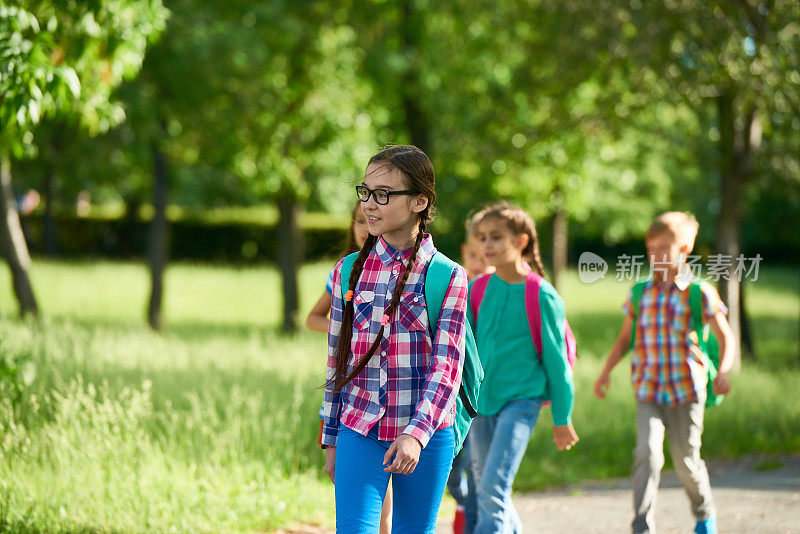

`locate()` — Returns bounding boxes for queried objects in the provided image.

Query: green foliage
[6,1,798,260]
[0,1,167,156]
[0,340,36,412]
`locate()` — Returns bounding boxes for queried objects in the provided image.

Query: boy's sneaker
[453,505,466,534]
[694,516,717,534]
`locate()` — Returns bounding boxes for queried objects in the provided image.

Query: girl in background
[468,203,578,533]
[447,213,495,534]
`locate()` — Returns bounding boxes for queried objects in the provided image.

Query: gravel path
[436,455,800,534]
[281,455,800,533]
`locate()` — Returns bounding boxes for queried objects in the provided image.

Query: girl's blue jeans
[447,436,477,533]
[335,423,454,533]
[469,398,543,534]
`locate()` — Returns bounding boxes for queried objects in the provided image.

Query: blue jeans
[469,398,543,534]
[335,424,454,533]
[447,435,477,534]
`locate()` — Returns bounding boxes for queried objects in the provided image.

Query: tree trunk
[715,92,759,368]
[551,186,568,291]
[0,155,39,317]
[277,187,303,333]
[121,196,142,257]
[42,168,57,256]
[739,280,755,360]
[147,141,170,331]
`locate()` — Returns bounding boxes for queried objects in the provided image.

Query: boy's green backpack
[340,251,482,456]
[629,279,724,408]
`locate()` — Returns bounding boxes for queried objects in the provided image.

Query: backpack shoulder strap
[630,280,648,316]
[524,270,545,359]
[424,252,479,418]
[688,280,705,332]
[469,273,492,324]
[629,279,650,351]
[424,252,456,331]
[339,252,360,300]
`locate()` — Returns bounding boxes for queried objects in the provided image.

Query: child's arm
[538,288,579,451]
[305,291,332,333]
[321,260,346,450]
[706,311,736,395]
[593,314,634,399]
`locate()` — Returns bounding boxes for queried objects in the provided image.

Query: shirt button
[381,351,386,356]
[413,296,419,302]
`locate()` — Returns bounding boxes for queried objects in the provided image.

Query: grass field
[0,259,798,532]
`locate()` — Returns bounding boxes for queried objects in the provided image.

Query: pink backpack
[470,267,577,397]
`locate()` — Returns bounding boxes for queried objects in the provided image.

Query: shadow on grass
[0,519,127,534]
[41,312,305,343]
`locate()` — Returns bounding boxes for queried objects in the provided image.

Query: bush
[20,213,349,263]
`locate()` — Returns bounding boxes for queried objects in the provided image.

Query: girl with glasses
[321,144,468,533]
[306,202,394,533]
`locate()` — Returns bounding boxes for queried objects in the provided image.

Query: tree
[0,2,166,316]
[592,0,800,363]
[224,1,374,332]
[347,1,676,286]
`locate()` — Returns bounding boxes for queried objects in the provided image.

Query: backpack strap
[524,269,545,359]
[424,252,478,418]
[688,281,705,333]
[469,273,492,324]
[628,279,649,351]
[424,252,454,330]
[688,280,712,349]
[338,252,360,300]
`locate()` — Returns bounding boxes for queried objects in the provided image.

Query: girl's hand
[713,372,731,395]
[593,371,610,399]
[383,434,422,474]
[324,447,336,484]
[553,424,579,451]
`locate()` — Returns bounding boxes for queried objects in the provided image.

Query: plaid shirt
[623,280,728,406]
[321,234,468,448]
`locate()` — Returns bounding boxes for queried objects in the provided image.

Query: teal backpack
[340,251,483,456]
[629,279,724,408]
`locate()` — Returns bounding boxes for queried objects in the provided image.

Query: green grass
[0,260,797,531]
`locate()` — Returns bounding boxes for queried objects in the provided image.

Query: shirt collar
[375,233,435,266]
[648,278,680,292]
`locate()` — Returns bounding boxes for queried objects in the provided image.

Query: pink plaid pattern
[321,234,468,448]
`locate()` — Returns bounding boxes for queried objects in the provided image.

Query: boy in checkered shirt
[593,212,736,534]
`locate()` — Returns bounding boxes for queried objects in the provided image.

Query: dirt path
[280,455,799,533]
[436,455,800,534]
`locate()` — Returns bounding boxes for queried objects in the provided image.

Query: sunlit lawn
[0,259,797,532]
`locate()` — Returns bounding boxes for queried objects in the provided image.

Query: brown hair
[330,145,436,393]
[473,202,546,278]
[464,209,481,240]
[344,201,364,255]
[646,211,699,251]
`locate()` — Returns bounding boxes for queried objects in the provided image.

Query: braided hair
[331,145,436,393]
[473,202,547,278]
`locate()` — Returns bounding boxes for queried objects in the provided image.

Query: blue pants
[335,424,455,533]
[469,398,543,534]
[447,435,477,534]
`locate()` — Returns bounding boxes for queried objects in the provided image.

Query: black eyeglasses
[355,185,415,205]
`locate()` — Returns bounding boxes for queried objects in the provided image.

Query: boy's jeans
[632,400,715,534]
[469,398,542,534]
